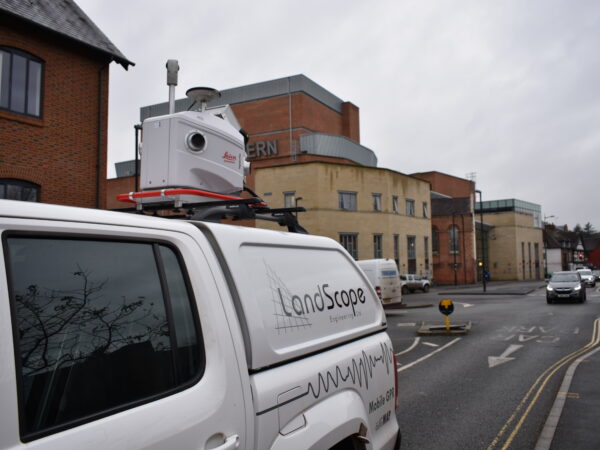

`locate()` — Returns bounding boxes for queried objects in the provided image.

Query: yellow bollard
[439,299,454,333]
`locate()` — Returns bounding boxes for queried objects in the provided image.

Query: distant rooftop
[140,74,346,121]
[0,0,133,68]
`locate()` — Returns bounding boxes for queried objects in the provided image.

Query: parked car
[0,200,401,450]
[546,271,586,303]
[400,274,431,293]
[357,258,403,306]
[577,268,596,287]
[593,269,600,282]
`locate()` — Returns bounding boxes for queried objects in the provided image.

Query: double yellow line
[487,318,600,450]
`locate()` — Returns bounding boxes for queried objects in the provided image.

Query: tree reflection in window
[7,237,201,438]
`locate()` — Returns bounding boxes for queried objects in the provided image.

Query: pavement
[435,279,546,296]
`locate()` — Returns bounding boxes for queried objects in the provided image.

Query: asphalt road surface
[387,284,600,449]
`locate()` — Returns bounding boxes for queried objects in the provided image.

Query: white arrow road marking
[454,302,474,308]
[488,344,524,368]
[395,337,421,356]
[398,338,462,373]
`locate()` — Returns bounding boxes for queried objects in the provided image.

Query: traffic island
[416,299,471,335]
[417,321,472,335]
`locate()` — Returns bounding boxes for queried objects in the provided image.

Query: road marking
[395,337,420,356]
[574,327,580,335]
[488,318,600,450]
[397,338,461,373]
[454,301,474,308]
[423,342,439,347]
[535,345,600,450]
[488,344,524,368]
[557,392,580,399]
[396,322,417,327]
[518,334,539,342]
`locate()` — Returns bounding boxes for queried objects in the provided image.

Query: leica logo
[223,152,237,163]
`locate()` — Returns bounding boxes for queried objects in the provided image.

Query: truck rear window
[5,236,203,440]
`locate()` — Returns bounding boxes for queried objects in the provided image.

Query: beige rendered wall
[484,212,544,280]
[254,162,433,276]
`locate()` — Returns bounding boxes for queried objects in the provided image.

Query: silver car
[577,268,596,287]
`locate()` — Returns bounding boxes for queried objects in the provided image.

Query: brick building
[0,0,132,208]
[412,171,478,285]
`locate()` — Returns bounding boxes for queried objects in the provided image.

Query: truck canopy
[196,221,387,370]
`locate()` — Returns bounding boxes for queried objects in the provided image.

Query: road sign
[439,299,454,316]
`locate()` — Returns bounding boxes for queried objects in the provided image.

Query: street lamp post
[475,190,486,292]
[543,215,556,277]
[452,213,457,286]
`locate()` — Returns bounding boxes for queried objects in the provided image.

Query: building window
[423,202,429,218]
[340,233,358,259]
[392,196,399,213]
[407,235,416,273]
[393,234,400,267]
[373,234,383,258]
[5,237,203,439]
[406,199,415,216]
[432,227,439,254]
[0,179,39,202]
[0,47,43,117]
[449,226,460,254]
[283,191,295,208]
[372,193,382,212]
[339,191,357,211]
[424,236,430,270]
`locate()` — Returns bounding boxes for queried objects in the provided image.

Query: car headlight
[574,284,581,291]
[546,285,553,291]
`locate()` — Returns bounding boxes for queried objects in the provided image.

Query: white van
[357,259,403,306]
[0,200,401,449]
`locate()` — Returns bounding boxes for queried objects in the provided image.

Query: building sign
[246,140,278,159]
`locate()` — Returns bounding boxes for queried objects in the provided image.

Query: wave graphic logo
[306,341,394,399]
[256,342,395,416]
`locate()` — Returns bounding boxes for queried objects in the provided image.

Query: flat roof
[140,74,346,121]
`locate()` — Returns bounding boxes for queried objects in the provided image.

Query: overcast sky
[77,0,600,229]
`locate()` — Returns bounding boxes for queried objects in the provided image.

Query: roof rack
[115,187,308,234]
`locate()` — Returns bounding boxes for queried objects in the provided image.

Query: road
[387,283,600,449]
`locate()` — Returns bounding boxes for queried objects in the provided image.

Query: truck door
[0,220,247,450]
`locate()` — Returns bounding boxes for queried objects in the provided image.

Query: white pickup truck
[0,200,400,450]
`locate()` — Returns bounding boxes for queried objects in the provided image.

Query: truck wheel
[394,428,402,450]
[402,286,409,295]
[422,285,430,293]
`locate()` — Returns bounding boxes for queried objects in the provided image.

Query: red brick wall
[431,214,477,284]
[0,15,111,208]
[231,92,360,164]
[413,171,474,198]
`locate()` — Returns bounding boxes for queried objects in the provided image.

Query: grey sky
[77,0,600,229]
